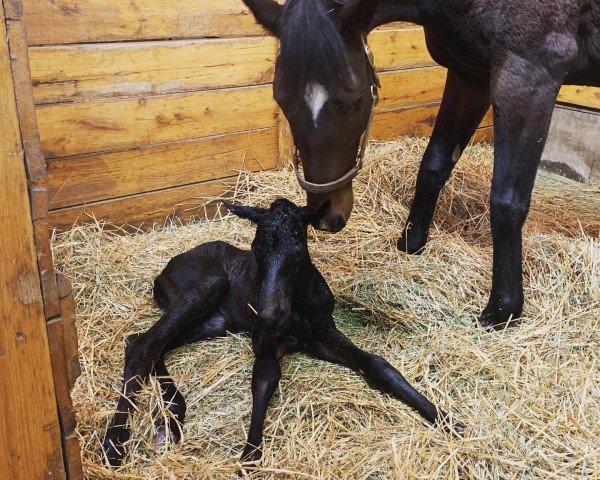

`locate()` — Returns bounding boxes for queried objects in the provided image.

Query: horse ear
[338,0,380,31]
[241,0,283,36]
[300,200,331,226]
[223,201,267,223]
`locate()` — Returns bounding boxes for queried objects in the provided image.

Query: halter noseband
[292,35,381,195]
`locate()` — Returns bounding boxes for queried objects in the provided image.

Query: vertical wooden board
[41,127,279,209]
[36,85,278,158]
[369,28,438,71]
[22,0,268,45]
[5,16,46,179]
[47,318,77,436]
[0,4,65,478]
[29,37,278,104]
[59,294,81,390]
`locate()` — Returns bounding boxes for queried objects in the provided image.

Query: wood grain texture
[0,3,65,477]
[369,28,437,72]
[29,37,277,104]
[59,293,81,390]
[377,67,447,111]
[49,177,235,230]
[558,85,600,110]
[41,128,278,209]
[5,8,46,179]
[22,0,268,45]
[372,103,493,140]
[37,84,277,158]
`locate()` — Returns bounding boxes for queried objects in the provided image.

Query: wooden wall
[20,1,598,230]
[17,1,486,230]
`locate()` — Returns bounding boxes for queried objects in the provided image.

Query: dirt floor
[52,138,600,479]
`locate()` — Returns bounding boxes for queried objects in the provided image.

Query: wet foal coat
[241,0,600,329]
[101,199,462,466]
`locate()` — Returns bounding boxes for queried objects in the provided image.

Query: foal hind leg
[306,328,464,435]
[101,276,228,466]
[398,69,490,253]
[480,56,563,329]
[152,312,228,445]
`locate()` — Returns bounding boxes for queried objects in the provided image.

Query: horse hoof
[479,303,522,330]
[240,444,262,464]
[397,232,427,255]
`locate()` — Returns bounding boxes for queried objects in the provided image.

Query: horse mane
[277,0,350,93]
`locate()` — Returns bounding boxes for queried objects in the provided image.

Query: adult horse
[241,0,600,329]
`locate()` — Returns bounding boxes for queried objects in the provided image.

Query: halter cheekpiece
[292,35,381,195]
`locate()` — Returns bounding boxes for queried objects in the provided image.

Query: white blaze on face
[304,82,329,127]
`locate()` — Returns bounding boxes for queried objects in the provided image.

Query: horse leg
[240,332,281,463]
[153,312,228,445]
[480,55,563,329]
[306,328,464,435]
[398,69,490,253]
[101,276,228,467]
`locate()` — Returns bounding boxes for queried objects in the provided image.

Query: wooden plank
[369,28,437,72]
[40,127,278,209]
[557,85,600,110]
[22,0,268,45]
[377,67,446,111]
[37,84,277,158]
[48,177,236,230]
[0,3,65,477]
[4,3,46,179]
[63,433,83,480]
[59,293,81,390]
[371,103,493,140]
[29,37,277,104]
[47,318,77,436]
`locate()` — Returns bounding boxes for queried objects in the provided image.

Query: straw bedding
[51,137,600,479]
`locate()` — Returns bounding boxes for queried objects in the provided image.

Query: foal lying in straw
[101,198,464,466]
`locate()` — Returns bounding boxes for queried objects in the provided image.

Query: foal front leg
[307,328,464,435]
[481,55,563,329]
[240,333,281,463]
[399,69,490,253]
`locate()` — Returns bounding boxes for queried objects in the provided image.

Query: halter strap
[292,35,380,195]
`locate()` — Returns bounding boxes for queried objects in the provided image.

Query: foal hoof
[101,432,129,467]
[153,422,183,446]
[479,303,522,330]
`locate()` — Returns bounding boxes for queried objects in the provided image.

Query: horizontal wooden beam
[48,176,236,230]
[371,103,493,140]
[37,84,277,158]
[41,128,279,209]
[22,0,269,45]
[29,37,277,104]
[558,85,600,111]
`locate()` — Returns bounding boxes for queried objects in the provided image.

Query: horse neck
[373,0,431,26]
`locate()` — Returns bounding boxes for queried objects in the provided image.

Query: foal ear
[299,200,332,226]
[338,0,380,31]
[241,0,283,36]
[223,201,267,223]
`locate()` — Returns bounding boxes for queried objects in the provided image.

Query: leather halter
[292,35,381,195]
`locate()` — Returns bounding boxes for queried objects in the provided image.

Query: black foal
[101,198,463,466]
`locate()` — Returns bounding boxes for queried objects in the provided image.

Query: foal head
[244,0,380,232]
[225,198,329,328]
